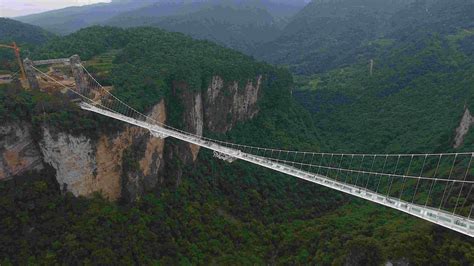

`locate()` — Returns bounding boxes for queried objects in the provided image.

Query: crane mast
[0,42,27,83]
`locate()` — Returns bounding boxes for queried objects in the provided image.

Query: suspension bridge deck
[80,102,474,237]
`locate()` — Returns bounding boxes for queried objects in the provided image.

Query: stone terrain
[0,75,262,201]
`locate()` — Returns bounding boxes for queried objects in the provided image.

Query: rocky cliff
[0,122,44,180]
[204,75,262,133]
[454,107,474,149]
[164,75,262,185]
[38,99,167,201]
[0,75,262,201]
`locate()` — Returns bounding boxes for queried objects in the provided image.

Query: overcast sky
[0,0,111,17]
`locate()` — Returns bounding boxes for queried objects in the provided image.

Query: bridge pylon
[23,58,40,90]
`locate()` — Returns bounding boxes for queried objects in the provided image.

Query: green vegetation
[0,18,54,74]
[15,0,306,53]
[0,83,34,122]
[14,0,156,35]
[2,1,474,263]
[254,0,474,75]
[0,18,53,45]
[107,5,281,54]
[0,82,118,139]
[36,26,271,113]
[295,29,474,154]
[254,0,414,74]
[1,166,472,264]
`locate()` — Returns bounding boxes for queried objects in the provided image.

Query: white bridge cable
[36,65,474,186]
[82,60,474,220]
[31,64,474,234]
[80,64,474,159]
[264,157,474,184]
[36,64,474,163]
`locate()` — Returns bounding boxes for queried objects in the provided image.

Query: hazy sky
[0,0,111,17]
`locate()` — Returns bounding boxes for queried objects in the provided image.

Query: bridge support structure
[23,59,40,90]
[213,151,237,163]
[70,55,89,96]
[23,55,88,95]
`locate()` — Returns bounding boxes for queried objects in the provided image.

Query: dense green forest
[107,5,281,54]
[15,0,306,54]
[254,0,474,75]
[0,18,53,45]
[292,0,474,154]
[35,26,272,113]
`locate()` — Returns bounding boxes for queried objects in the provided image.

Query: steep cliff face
[164,75,262,185]
[204,75,262,133]
[122,100,167,201]
[454,107,474,148]
[0,122,44,180]
[1,74,262,200]
[38,99,167,201]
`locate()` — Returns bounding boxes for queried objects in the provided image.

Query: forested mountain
[15,0,307,54]
[0,18,53,45]
[290,0,474,153]
[2,0,474,264]
[15,0,159,35]
[107,5,281,53]
[0,18,53,74]
[254,0,416,75]
[15,0,307,48]
[105,0,307,27]
[1,25,472,264]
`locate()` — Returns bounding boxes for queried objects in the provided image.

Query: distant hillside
[291,0,474,154]
[105,0,307,26]
[107,5,281,54]
[254,0,415,75]
[15,0,307,54]
[0,18,53,74]
[15,0,157,35]
[0,18,53,44]
[16,0,307,36]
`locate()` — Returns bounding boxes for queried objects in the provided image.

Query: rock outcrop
[454,107,474,148]
[38,99,167,201]
[164,75,262,185]
[0,74,263,201]
[0,122,44,180]
[204,75,262,133]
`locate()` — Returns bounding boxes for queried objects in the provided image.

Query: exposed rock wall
[40,127,102,197]
[204,75,262,133]
[122,100,167,201]
[1,74,263,200]
[0,122,44,180]
[164,75,262,185]
[38,99,167,201]
[454,107,474,148]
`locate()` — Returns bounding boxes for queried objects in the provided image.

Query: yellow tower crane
[0,42,27,82]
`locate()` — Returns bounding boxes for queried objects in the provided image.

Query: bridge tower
[69,55,89,96]
[23,59,40,90]
[22,55,90,95]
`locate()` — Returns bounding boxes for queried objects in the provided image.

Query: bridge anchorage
[213,151,238,163]
[29,55,474,237]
